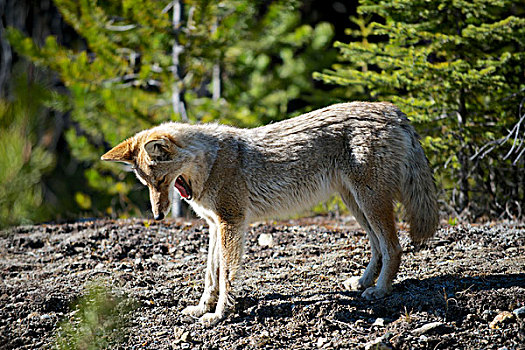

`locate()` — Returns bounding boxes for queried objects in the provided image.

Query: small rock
[172,327,192,344]
[365,332,393,350]
[466,313,478,322]
[373,318,386,327]
[317,337,327,348]
[354,319,366,326]
[512,306,525,319]
[489,311,516,329]
[180,331,191,342]
[172,326,184,343]
[411,322,450,336]
[40,314,52,321]
[365,339,392,350]
[258,234,274,247]
[481,310,496,322]
[27,312,40,319]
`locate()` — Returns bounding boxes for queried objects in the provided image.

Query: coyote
[101,102,438,326]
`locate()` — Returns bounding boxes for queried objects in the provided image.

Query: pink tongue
[175,177,189,198]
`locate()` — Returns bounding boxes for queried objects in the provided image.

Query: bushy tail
[401,131,439,244]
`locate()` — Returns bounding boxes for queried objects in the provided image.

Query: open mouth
[175,175,193,200]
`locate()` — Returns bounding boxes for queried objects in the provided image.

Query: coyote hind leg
[357,191,401,299]
[340,189,382,292]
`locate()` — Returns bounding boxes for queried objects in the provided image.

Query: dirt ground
[1,217,524,349]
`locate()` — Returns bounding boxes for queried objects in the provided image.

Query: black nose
[154,212,164,220]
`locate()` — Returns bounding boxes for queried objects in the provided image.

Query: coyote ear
[101,139,134,163]
[144,138,175,162]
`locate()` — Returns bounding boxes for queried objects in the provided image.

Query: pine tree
[316,0,525,219]
[0,64,55,228]
[7,0,337,219]
[219,1,336,125]
[8,0,183,217]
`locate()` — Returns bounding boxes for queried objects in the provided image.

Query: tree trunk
[457,90,470,212]
[171,0,187,217]
[212,17,220,101]
[171,0,188,122]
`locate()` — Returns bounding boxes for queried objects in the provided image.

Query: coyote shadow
[231,273,525,324]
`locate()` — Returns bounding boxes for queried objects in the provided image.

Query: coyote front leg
[182,221,219,318]
[199,220,245,326]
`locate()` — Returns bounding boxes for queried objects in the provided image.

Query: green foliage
[54,281,137,350]
[311,195,349,217]
[6,0,339,220]
[7,0,178,219]
[316,0,525,218]
[0,66,55,229]
[185,1,338,128]
[217,2,337,125]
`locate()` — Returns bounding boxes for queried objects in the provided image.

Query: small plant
[448,217,458,226]
[54,281,137,350]
[443,287,458,322]
[402,306,413,324]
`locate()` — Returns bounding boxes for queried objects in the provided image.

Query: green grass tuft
[54,281,137,350]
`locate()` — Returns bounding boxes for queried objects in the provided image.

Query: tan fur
[101,102,439,326]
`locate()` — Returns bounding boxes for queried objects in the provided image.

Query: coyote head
[101,130,193,220]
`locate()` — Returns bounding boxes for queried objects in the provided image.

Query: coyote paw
[199,312,224,327]
[343,276,367,291]
[361,286,391,300]
[181,304,207,318]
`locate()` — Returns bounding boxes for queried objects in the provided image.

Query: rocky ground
[1,217,524,349]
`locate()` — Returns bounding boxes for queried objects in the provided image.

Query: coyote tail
[401,130,439,244]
